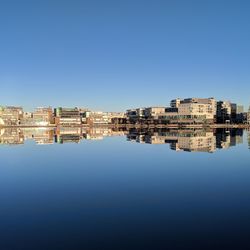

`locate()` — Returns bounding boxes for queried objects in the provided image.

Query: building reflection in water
[0,127,245,153]
[248,129,250,149]
[127,128,244,153]
[0,127,126,146]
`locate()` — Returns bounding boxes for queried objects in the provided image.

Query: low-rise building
[33,107,54,126]
[144,107,166,119]
[0,106,23,126]
[107,112,126,124]
[89,111,108,125]
[126,108,146,123]
[54,107,81,126]
[177,98,216,122]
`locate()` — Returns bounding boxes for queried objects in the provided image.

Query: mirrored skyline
[1,127,248,154]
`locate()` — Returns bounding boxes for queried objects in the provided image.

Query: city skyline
[0,95,248,113]
[1,0,250,110]
[0,127,247,154]
[1,97,250,127]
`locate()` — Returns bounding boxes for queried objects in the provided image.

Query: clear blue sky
[0,0,249,111]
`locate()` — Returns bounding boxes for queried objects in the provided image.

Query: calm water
[0,128,250,249]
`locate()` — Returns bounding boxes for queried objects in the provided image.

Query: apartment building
[33,107,54,126]
[170,98,181,108]
[0,106,23,125]
[106,112,126,124]
[217,101,232,123]
[126,108,146,123]
[177,98,216,122]
[83,111,110,125]
[54,107,81,125]
[235,105,244,123]
[144,107,166,119]
[160,98,217,123]
[126,98,217,124]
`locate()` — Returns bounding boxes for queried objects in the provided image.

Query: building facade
[247,106,250,124]
[177,98,216,121]
[54,107,81,126]
[216,101,232,123]
[0,106,23,125]
[33,107,54,126]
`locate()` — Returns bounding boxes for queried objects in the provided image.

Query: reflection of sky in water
[0,130,250,249]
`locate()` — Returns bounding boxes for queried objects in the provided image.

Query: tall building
[230,103,237,123]
[216,101,232,123]
[237,105,244,114]
[236,105,244,123]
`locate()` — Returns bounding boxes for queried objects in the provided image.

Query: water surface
[0,128,250,249]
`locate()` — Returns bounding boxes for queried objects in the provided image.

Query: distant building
[177,98,216,123]
[54,107,81,126]
[236,105,244,123]
[107,112,126,124]
[126,109,137,122]
[237,105,244,114]
[127,98,217,124]
[0,106,23,125]
[20,112,34,126]
[230,103,237,123]
[33,107,54,126]
[247,106,250,124]
[126,108,146,123]
[217,101,232,123]
[144,107,166,119]
[83,111,110,125]
[23,112,32,119]
[170,98,181,108]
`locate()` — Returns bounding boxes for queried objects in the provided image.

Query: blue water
[0,129,250,249]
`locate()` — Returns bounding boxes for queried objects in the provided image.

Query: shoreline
[0,124,250,129]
